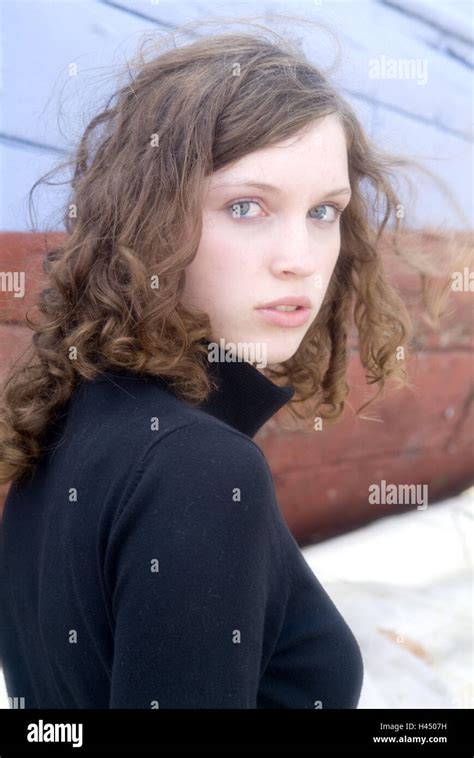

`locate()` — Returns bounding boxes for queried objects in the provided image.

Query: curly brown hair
[0,20,461,486]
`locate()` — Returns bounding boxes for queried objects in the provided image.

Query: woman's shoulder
[99,372,284,570]
[71,367,267,468]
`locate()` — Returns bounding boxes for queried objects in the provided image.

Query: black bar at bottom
[0,708,471,754]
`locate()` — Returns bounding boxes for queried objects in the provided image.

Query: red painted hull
[1,231,473,544]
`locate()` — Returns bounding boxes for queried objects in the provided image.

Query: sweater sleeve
[104,421,289,709]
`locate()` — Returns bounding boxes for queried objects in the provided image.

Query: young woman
[0,28,428,709]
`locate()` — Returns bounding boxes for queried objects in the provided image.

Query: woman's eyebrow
[211,180,352,198]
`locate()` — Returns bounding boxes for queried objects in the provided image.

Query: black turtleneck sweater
[0,354,363,709]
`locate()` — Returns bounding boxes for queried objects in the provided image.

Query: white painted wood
[0,0,472,229]
[0,141,67,232]
[0,0,171,148]
[373,107,473,228]
[382,0,474,43]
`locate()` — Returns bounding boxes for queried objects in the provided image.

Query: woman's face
[181,113,351,367]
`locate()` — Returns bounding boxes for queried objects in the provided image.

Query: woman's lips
[255,306,311,327]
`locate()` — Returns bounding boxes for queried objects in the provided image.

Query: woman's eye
[228,200,261,218]
[227,200,343,222]
[309,204,342,222]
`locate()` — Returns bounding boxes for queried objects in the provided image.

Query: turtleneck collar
[91,343,295,439]
[196,341,295,438]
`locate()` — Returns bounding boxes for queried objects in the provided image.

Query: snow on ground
[1,487,472,709]
[302,487,473,709]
